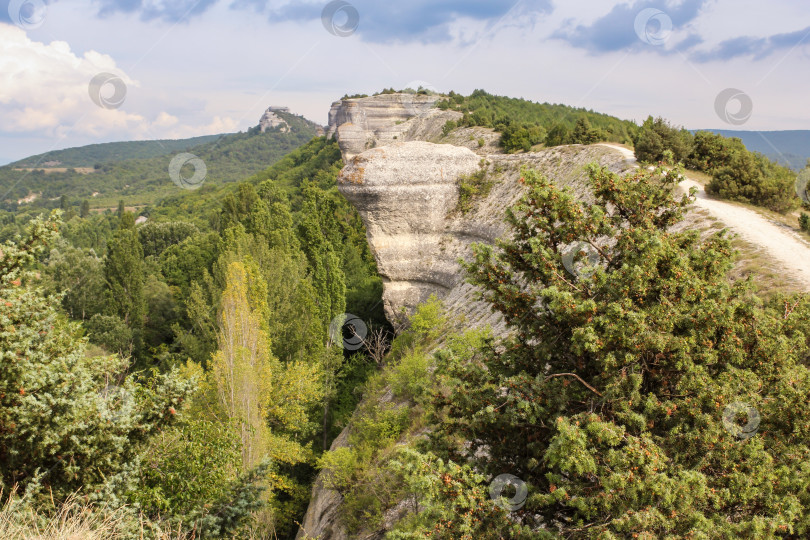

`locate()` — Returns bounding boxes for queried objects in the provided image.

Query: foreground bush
[409,164,810,537]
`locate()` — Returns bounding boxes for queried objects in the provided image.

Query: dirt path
[597,143,810,292]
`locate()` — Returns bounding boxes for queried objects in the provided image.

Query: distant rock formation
[259,108,290,133]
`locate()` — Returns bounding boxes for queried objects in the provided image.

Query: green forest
[438,89,638,153]
[9,134,222,169]
[1,134,389,538]
[0,111,319,209]
[2,91,810,538]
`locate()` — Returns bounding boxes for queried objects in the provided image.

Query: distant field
[13,167,96,174]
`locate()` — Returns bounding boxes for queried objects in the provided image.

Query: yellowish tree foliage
[209,259,325,533]
[212,261,273,470]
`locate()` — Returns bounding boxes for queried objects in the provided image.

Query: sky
[1,0,809,164]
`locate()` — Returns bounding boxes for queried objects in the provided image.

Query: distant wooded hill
[699,129,810,170]
[0,111,321,208]
[9,135,222,169]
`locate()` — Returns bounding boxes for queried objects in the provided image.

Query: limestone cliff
[296,94,636,539]
[326,94,458,159]
[338,141,634,328]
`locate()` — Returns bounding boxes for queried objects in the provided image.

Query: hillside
[0,110,321,210]
[9,135,221,168]
[297,93,810,539]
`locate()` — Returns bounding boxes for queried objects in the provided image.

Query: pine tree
[298,185,347,331]
[0,212,193,504]
[428,164,810,537]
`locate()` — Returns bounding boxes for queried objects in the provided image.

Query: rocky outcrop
[338,142,481,323]
[259,108,290,133]
[338,141,634,328]
[296,94,637,540]
[326,94,458,159]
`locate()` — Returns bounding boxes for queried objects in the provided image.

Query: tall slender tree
[104,225,145,328]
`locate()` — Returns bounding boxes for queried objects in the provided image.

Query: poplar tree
[210,260,323,534]
[104,226,145,328]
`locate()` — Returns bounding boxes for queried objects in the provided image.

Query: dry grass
[0,493,124,540]
[0,489,189,540]
[682,168,712,187]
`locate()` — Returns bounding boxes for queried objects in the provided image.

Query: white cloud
[0,24,139,134]
[0,24,240,143]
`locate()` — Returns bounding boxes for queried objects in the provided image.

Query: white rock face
[338,142,482,323]
[259,108,289,133]
[326,93,458,159]
[338,139,635,329]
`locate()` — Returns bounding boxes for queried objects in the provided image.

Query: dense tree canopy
[415,164,810,537]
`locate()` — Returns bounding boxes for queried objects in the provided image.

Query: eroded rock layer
[297,95,635,540]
